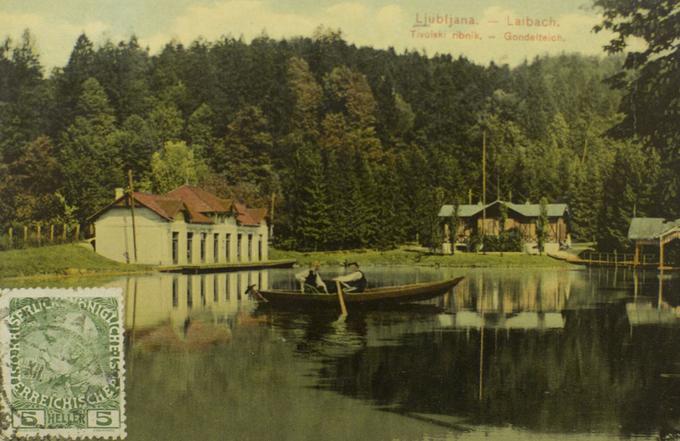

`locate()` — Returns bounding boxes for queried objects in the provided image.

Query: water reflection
[307,268,680,438]
[115,271,270,334]
[8,267,680,440]
[626,270,680,326]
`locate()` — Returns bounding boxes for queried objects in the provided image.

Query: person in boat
[295,261,329,294]
[333,262,367,293]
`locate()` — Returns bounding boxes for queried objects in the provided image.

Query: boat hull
[255,277,463,308]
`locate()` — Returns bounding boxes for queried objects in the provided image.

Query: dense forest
[0,1,677,252]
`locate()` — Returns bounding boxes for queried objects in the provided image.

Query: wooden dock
[157,259,297,274]
[549,250,678,271]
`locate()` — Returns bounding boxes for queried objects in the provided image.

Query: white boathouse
[91,185,268,265]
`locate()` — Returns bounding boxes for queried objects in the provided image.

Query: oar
[335,280,348,317]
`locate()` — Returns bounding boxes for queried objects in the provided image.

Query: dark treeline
[0,19,674,251]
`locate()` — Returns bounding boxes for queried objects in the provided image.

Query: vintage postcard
[0,0,678,440]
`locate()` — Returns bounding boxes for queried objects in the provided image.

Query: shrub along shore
[0,244,571,280]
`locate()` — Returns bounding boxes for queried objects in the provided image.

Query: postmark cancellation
[0,288,125,439]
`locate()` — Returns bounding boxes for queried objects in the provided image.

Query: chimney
[115,188,125,200]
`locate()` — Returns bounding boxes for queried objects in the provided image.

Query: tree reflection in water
[105,267,680,439]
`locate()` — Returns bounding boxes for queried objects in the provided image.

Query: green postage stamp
[0,288,126,438]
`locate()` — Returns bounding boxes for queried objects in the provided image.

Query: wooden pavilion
[628,217,680,270]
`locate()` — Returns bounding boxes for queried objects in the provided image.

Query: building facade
[438,200,570,253]
[91,185,268,265]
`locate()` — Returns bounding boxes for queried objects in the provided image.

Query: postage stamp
[0,288,126,439]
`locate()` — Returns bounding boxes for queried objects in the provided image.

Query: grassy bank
[270,248,572,268]
[0,243,150,279]
[0,244,572,280]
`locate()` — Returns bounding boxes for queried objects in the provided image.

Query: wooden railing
[0,223,93,250]
[580,250,658,266]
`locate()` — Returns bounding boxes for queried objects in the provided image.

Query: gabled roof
[89,192,186,222]
[166,185,232,212]
[91,185,266,226]
[247,208,268,225]
[507,202,568,218]
[134,193,186,220]
[233,203,267,227]
[439,200,568,218]
[165,185,234,224]
[628,217,680,240]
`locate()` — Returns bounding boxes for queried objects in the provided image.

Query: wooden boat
[251,277,464,308]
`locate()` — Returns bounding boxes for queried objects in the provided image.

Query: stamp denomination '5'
[1,288,126,438]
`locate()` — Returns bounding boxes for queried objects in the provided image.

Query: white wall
[95,208,172,264]
[95,207,270,265]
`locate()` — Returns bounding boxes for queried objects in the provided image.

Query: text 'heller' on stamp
[0,288,126,439]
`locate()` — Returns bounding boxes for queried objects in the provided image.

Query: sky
[0,0,620,70]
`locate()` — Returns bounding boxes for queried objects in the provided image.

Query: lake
[4,266,680,440]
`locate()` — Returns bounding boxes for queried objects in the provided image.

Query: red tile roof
[89,192,186,221]
[165,185,234,224]
[92,185,265,226]
[166,185,232,213]
[232,203,259,226]
[134,192,185,220]
[247,208,268,225]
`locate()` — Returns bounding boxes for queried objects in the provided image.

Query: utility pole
[497,167,500,201]
[481,130,486,253]
[270,192,276,239]
[128,170,138,263]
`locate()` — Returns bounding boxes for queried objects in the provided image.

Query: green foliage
[145,141,210,194]
[474,229,524,252]
[216,106,276,194]
[0,136,65,226]
[287,144,331,251]
[147,103,183,147]
[59,78,124,222]
[187,103,217,159]
[287,56,322,137]
[595,140,660,251]
[498,202,508,233]
[324,65,377,128]
[110,115,155,178]
[0,29,660,253]
[593,0,679,216]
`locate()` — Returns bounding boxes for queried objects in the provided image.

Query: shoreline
[1,244,575,282]
[269,248,574,269]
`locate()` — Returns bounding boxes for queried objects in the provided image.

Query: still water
[6,266,680,440]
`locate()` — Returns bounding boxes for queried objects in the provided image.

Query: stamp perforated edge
[0,287,127,440]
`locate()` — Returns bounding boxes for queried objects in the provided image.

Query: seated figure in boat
[333,262,367,293]
[295,261,328,293]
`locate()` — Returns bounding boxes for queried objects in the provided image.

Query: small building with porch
[438,200,570,254]
[90,185,268,266]
[628,217,680,269]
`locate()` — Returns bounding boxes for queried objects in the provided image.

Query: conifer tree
[59,78,123,221]
[187,103,217,159]
[289,144,331,251]
[54,34,97,131]
[351,150,379,247]
[110,115,155,180]
[324,149,353,249]
[596,141,660,251]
